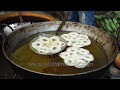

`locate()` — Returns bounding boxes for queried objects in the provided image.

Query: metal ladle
[29,12,69,55]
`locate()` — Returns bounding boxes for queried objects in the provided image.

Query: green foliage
[95,11,120,41]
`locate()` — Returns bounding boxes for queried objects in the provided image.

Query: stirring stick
[56,11,69,35]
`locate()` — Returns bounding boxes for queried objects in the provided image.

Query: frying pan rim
[2,21,119,77]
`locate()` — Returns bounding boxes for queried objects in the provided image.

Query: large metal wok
[2,21,118,79]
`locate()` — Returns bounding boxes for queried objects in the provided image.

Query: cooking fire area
[0,11,120,79]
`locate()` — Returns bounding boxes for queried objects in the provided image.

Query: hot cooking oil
[10,31,108,74]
